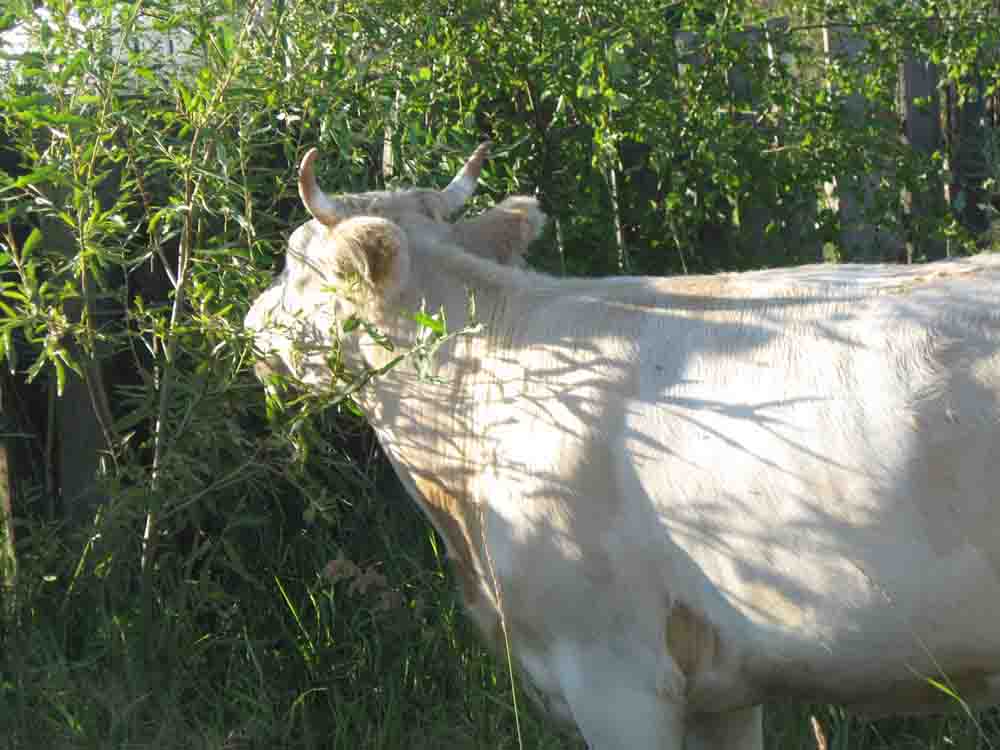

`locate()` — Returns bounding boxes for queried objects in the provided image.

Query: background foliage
[1,0,999,748]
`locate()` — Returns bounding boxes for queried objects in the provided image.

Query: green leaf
[11,93,47,109]
[360,321,394,351]
[21,227,42,259]
[53,357,66,397]
[2,329,13,373]
[412,310,445,335]
[25,349,47,383]
[42,111,89,126]
[374,353,405,376]
[54,348,82,378]
[13,167,58,189]
[341,398,364,417]
[221,539,255,583]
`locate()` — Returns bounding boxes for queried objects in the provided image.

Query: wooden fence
[675,18,998,263]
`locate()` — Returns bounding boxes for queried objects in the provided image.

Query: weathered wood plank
[823,24,903,261]
[953,72,991,237]
[900,48,947,259]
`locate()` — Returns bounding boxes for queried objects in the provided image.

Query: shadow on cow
[246,143,1000,749]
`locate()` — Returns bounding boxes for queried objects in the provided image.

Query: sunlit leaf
[12,167,58,189]
[412,310,445,335]
[21,227,42,259]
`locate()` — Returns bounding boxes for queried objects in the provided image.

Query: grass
[2,419,1000,750]
[0,443,582,750]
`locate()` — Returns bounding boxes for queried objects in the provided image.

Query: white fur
[247,180,1000,748]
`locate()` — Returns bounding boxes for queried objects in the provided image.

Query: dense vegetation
[1,0,999,747]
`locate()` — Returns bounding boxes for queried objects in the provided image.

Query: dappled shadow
[248,184,1000,720]
[351,251,1000,716]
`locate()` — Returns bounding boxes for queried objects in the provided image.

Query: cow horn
[298,148,341,226]
[440,141,491,214]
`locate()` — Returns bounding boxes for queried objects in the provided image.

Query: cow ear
[333,217,410,298]
[453,196,547,265]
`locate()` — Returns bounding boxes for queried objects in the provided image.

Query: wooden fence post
[953,72,991,237]
[823,24,903,261]
[728,27,764,107]
[728,19,823,266]
[40,212,109,526]
[675,29,735,269]
[900,47,947,260]
[768,17,824,264]
[728,25,770,267]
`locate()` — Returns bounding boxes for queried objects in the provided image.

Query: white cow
[246,144,1000,749]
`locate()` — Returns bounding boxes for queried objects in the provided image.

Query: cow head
[245,144,545,388]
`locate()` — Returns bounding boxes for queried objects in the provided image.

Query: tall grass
[0,446,579,749]
[3,462,999,748]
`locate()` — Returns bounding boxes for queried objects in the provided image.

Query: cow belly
[621,412,1000,698]
[743,550,1000,705]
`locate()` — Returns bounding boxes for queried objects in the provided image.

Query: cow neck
[366,247,526,624]
[405,240,527,383]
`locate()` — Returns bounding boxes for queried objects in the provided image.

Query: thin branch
[142,133,201,571]
[142,0,265,572]
[0,424,17,615]
[77,261,119,461]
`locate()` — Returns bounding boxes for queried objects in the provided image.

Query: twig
[0,423,17,616]
[810,715,828,750]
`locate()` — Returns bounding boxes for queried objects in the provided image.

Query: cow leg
[684,705,763,750]
[552,640,685,749]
